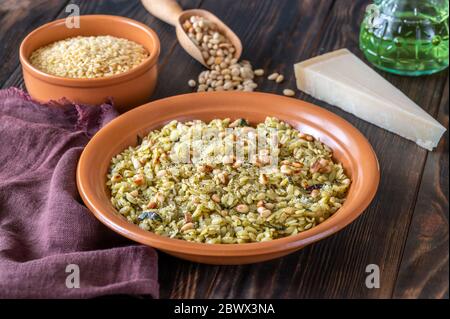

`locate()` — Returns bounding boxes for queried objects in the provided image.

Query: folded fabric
[0,88,159,298]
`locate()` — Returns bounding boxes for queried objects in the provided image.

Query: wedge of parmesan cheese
[294,48,446,151]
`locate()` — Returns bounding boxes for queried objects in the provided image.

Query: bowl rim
[19,15,160,87]
[77,92,380,256]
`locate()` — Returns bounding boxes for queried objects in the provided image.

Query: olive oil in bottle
[360,0,449,76]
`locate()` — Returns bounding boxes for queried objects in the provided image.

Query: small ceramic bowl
[77,92,380,265]
[20,15,160,113]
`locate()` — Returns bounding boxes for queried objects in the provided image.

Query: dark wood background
[1,0,448,299]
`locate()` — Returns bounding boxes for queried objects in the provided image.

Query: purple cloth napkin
[0,88,159,298]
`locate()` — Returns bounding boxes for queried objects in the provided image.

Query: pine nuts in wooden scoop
[183,16,295,97]
[184,16,260,92]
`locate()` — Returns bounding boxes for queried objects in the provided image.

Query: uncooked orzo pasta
[106,117,351,244]
[29,35,149,78]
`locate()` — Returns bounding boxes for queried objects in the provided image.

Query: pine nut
[280,164,292,175]
[156,169,167,177]
[180,222,194,232]
[236,204,249,213]
[223,81,233,90]
[211,194,221,203]
[311,189,320,198]
[182,16,259,93]
[259,173,268,185]
[254,69,264,76]
[275,74,284,83]
[257,206,266,214]
[257,207,272,218]
[342,178,351,185]
[268,72,279,80]
[184,212,192,223]
[222,154,235,164]
[156,193,165,204]
[283,89,295,96]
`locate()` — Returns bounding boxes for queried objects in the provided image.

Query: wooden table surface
[1,0,448,299]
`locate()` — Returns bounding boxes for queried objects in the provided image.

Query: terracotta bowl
[19,15,160,113]
[77,92,380,264]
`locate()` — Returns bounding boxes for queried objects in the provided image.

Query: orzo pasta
[29,35,149,78]
[106,117,351,244]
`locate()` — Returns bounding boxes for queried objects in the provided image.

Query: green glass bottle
[360,0,449,76]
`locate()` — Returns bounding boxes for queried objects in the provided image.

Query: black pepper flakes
[138,211,163,222]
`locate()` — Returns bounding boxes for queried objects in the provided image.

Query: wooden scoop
[141,0,242,68]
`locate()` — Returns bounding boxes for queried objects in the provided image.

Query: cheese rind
[294,49,446,151]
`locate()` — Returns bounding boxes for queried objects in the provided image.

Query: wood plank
[0,0,69,87]
[157,0,336,299]
[2,0,447,299]
[273,0,447,298]
[393,79,449,299]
